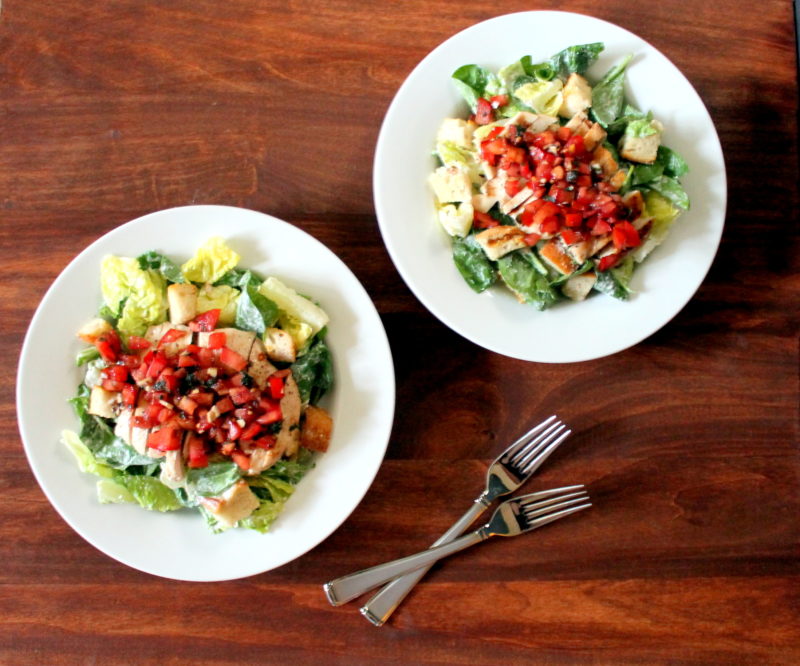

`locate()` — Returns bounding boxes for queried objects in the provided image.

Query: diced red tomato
[253,435,277,450]
[186,433,208,468]
[504,178,523,198]
[215,396,234,414]
[121,384,138,407]
[268,375,285,400]
[532,130,557,148]
[556,126,572,142]
[489,94,509,108]
[256,398,282,425]
[146,351,168,378]
[473,210,499,229]
[227,419,243,441]
[597,254,621,271]
[219,347,248,372]
[475,97,494,125]
[612,221,641,250]
[177,353,198,368]
[188,309,221,333]
[94,330,121,363]
[208,331,227,349]
[523,233,541,246]
[231,450,251,471]
[564,212,583,228]
[158,328,188,348]
[177,395,198,415]
[196,347,216,368]
[103,364,129,383]
[240,422,262,441]
[229,386,254,406]
[147,426,182,451]
[560,229,582,245]
[101,378,125,392]
[127,335,151,351]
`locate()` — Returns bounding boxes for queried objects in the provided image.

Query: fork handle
[359,498,488,625]
[323,529,487,606]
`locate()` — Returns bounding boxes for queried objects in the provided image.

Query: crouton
[264,327,296,363]
[167,283,198,325]
[300,405,333,453]
[559,73,593,118]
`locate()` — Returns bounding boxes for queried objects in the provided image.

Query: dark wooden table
[2,1,798,664]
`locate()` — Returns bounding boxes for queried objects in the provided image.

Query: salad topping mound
[64,237,334,533]
[429,43,690,308]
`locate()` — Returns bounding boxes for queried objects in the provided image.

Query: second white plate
[374,11,726,363]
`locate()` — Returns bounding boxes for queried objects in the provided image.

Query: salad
[429,43,690,308]
[63,237,334,534]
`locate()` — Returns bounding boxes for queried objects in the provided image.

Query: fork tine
[518,490,588,514]
[499,415,558,462]
[522,502,592,531]
[516,427,572,475]
[504,420,564,467]
[521,494,589,523]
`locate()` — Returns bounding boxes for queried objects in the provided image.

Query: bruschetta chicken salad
[63,237,334,533]
[429,43,690,308]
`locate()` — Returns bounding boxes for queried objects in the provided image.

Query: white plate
[16,205,395,581]
[374,11,726,363]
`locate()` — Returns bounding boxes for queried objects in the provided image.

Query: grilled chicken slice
[247,338,278,390]
[475,226,527,261]
[264,327,296,363]
[145,323,192,357]
[248,375,301,474]
[196,328,256,360]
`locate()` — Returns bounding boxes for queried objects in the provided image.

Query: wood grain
[1,0,798,664]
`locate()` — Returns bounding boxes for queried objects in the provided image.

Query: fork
[356,415,571,624]
[323,487,591,605]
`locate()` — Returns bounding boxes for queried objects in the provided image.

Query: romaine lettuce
[181,236,240,284]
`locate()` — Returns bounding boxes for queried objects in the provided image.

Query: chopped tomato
[158,328,188,348]
[597,254,621,271]
[186,434,208,468]
[253,435,277,450]
[146,351,168,379]
[268,375,285,400]
[473,210,499,229]
[94,330,121,363]
[147,426,182,452]
[489,94,509,108]
[219,346,248,372]
[523,233,541,246]
[229,386,254,406]
[188,309,221,333]
[215,396,234,414]
[240,422,262,441]
[564,212,583,228]
[177,353,198,368]
[475,97,494,125]
[177,395,198,415]
[208,331,227,349]
[101,378,125,392]
[231,450,251,471]
[560,229,582,245]
[256,398,282,425]
[121,384,138,407]
[556,126,572,142]
[127,335,151,351]
[103,364,129,383]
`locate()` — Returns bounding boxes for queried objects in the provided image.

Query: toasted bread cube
[619,120,664,164]
[199,480,260,528]
[559,74,593,118]
[300,405,333,453]
[77,318,113,344]
[167,283,198,325]
[264,327,297,363]
[89,386,119,418]
[562,272,597,301]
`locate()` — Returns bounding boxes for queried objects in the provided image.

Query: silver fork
[323,487,590,605]
[356,415,570,624]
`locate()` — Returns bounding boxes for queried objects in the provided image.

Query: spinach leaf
[497,252,559,310]
[452,237,496,293]
[590,54,633,128]
[76,346,100,366]
[488,205,517,226]
[631,162,664,186]
[548,42,604,79]
[214,267,255,288]
[452,64,496,111]
[137,251,184,283]
[594,256,635,300]
[643,176,690,210]
[260,448,316,484]
[606,104,647,138]
[290,337,333,405]
[656,145,689,178]
[520,56,555,81]
[186,462,242,497]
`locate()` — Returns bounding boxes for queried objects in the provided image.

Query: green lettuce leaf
[61,430,115,479]
[497,252,559,310]
[290,337,333,404]
[181,237,240,284]
[196,284,239,326]
[115,475,183,512]
[186,461,242,497]
[137,251,184,283]
[100,256,167,337]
